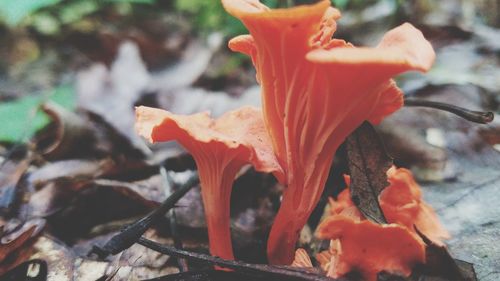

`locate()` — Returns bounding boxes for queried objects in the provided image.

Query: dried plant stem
[404,98,494,124]
[137,237,341,281]
[91,174,199,257]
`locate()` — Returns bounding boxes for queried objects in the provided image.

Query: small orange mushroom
[327,175,364,220]
[380,167,450,244]
[316,216,426,281]
[135,106,284,260]
[311,167,448,280]
[335,167,448,242]
[222,0,435,264]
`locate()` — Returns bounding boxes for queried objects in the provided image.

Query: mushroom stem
[267,163,332,264]
[198,158,243,261]
[267,203,306,264]
[194,147,244,260]
[202,197,234,260]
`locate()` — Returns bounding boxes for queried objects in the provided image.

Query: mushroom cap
[328,179,363,220]
[337,168,449,243]
[135,105,284,182]
[380,167,450,244]
[316,216,426,281]
[222,0,330,22]
[306,22,435,75]
[316,167,449,280]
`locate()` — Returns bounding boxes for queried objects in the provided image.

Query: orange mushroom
[291,169,444,279]
[316,216,426,281]
[135,106,284,260]
[334,167,448,243]
[327,175,364,220]
[222,0,435,264]
[380,167,450,244]
[310,167,448,280]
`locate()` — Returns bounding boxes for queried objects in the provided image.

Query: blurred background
[0,0,498,145]
[0,0,499,280]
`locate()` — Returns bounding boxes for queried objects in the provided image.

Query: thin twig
[91,174,199,258]
[404,98,494,124]
[138,238,342,281]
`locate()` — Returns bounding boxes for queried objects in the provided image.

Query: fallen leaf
[23,181,77,218]
[415,229,478,281]
[84,110,148,160]
[35,102,96,160]
[0,219,45,263]
[0,84,75,142]
[93,176,166,204]
[46,181,156,242]
[26,159,114,189]
[346,122,392,224]
[0,219,46,275]
[76,41,151,152]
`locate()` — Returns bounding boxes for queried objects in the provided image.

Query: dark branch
[404,98,494,124]
[137,237,342,281]
[91,174,199,258]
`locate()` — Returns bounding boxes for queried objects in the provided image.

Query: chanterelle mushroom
[310,167,447,280]
[135,106,284,260]
[222,0,435,264]
[316,216,426,281]
[380,167,450,244]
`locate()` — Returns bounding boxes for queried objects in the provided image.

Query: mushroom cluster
[135,0,440,275]
[298,166,448,281]
[222,0,435,264]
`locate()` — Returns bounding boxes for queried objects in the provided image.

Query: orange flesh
[380,167,450,243]
[313,167,448,280]
[316,216,426,281]
[223,0,435,264]
[336,168,449,243]
[135,106,283,260]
